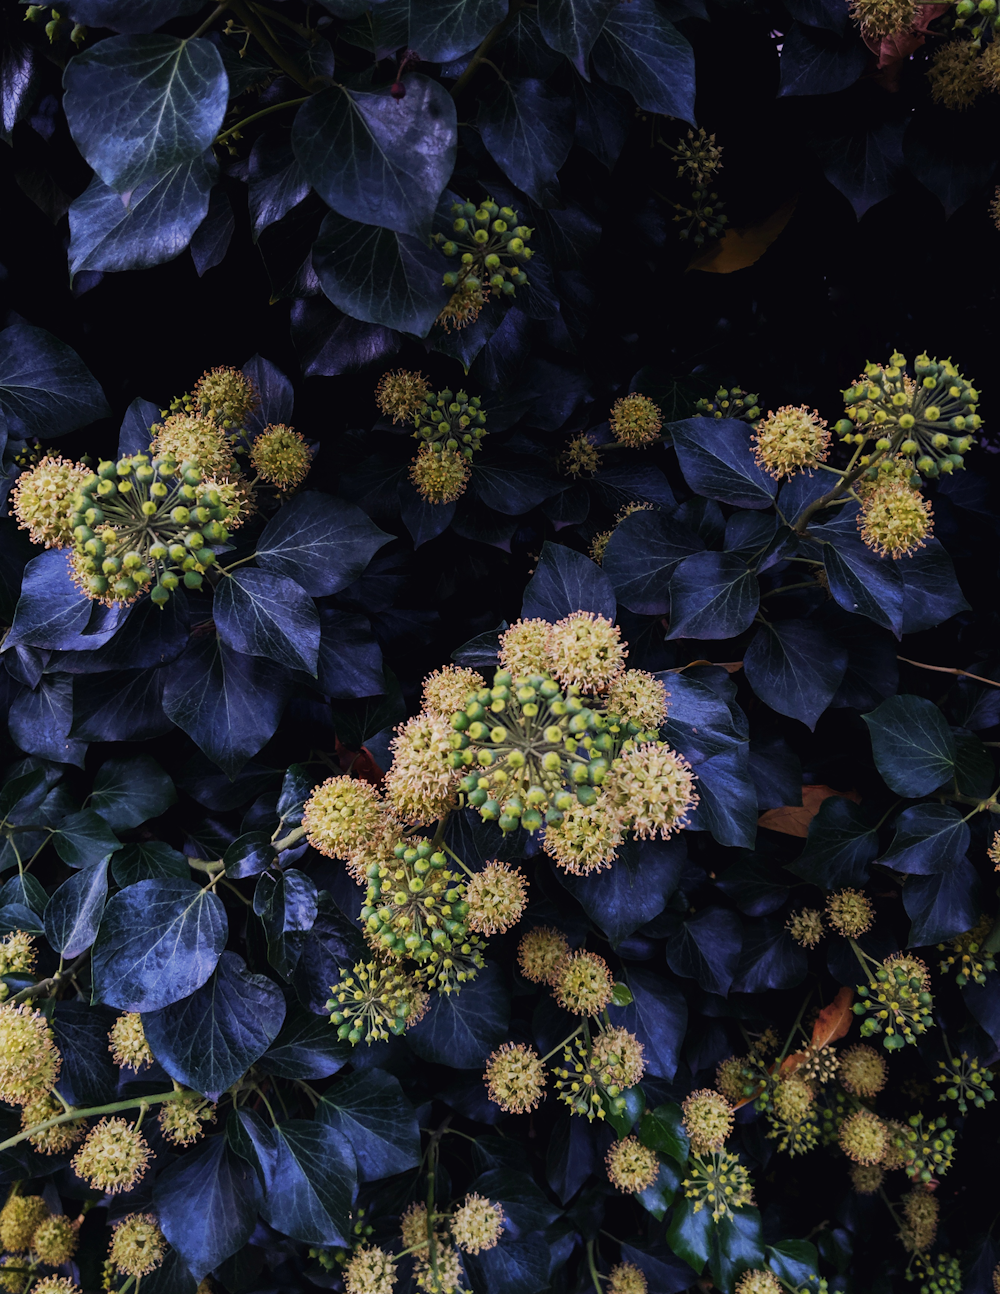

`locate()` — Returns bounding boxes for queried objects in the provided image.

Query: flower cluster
[682,1150,754,1220]
[71,1117,151,1193]
[249,424,311,488]
[605,1136,659,1193]
[608,394,663,447]
[0,1003,61,1106]
[517,926,569,983]
[327,960,429,1044]
[934,1052,995,1113]
[856,462,934,560]
[10,456,89,548]
[682,1089,735,1154]
[752,405,830,478]
[849,0,916,36]
[937,914,995,986]
[376,369,431,423]
[0,932,35,980]
[826,888,874,938]
[553,1026,645,1120]
[484,1042,547,1113]
[694,385,762,422]
[561,433,603,478]
[854,954,935,1049]
[665,128,727,245]
[109,1213,167,1278]
[433,198,532,330]
[786,908,825,948]
[895,1114,956,1182]
[108,1012,154,1069]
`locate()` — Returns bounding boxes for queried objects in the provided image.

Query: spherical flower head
[752,405,830,478]
[880,1119,909,1170]
[838,1043,887,1098]
[850,1162,884,1195]
[561,433,603,478]
[606,670,668,730]
[71,1117,151,1193]
[898,1113,956,1182]
[0,1195,48,1253]
[30,1280,82,1294]
[604,743,698,840]
[546,612,626,694]
[839,1110,887,1165]
[383,712,460,825]
[191,365,258,428]
[400,1201,430,1253]
[0,1256,28,1294]
[735,1271,782,1294]
[994,1261,1000,1294]
[465,861,528,935]
[772,1076,814,1125]
[250,424,311,488]
[938,913,995,987]
[109,1012,154,1069]
[376,369,430,423]
[928,38,983,111]
[608,1263,647,1294]
[0,932,36,977]
[848,0,916,35]
[542,796,623,876]
[517,926,570,984]
[11,456,89,549]
[0,1002,61,1104]
[885,952,931,990]
[436,282,487,332]
[409,445,471,505]
[826,888,874,938]
[200,471,255,531]
[422,666,485,720]
[901,1187,939,1253]
[484,1042,546,1113]
[328,960,427,1045]
[344,1245,397,1294]
[451,1193,504,1254]
[609,394,663,447]
[592,1026,645,1091]
[303,777,395,866]
[19,1091,85,1154]
[150,414,235,476]
[30,1214,78,1266]
[786,908,824,948]
[110,1213,167,1277]
[857,477,933,560]
[498,619,556,677]
[717,1056,748,1104]
[683,1150,754,1221]
[682,1089,735,1154]
[554,949,614,1016]
[606,1136,659,1193]
[159,1092,215,1146]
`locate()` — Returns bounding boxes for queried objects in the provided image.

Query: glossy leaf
[743,619,848,730]
[864,694,957,796]
[557,837,685,947]
[408,961,510,1067]
[664,906,743,996]
[787,796,878,888]
[91,753,175,830]
[50,808,121,868]
[520,540,616,622]
[409,0,508,62]
[43,858,108,958]
[256,491,393,597]
[591,0,695,121]
[0,322,110,438]
[479,78,574,207]
[669,417,777,509]
[215,568,321,676]
[538,0,617,75]
[317,1068,421,1181]
[667,551,759,640]
[608,967,687,1079]
[880,803,970,875]
[903,857,980,947]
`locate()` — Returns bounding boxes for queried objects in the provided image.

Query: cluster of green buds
[853,957,934,1049]
[361,841,470,961]
[894,1114,955,1182]
[415,389,488,460]
[836,353,981,479]
[936,915,996,986]
[934,1053,995,1114]
[953,0,1000,39]
[69,454,231,605]
[665,128,727,245]
[327,960,427,1044]
[434,199,532,299]
[553,1025,644,1122]
[694,386,762,423]
[450,671,656,833]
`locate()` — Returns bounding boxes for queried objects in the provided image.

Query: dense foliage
[3,1,1000,1293]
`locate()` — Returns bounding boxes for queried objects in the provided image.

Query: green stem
[760,580,825,600]
[778,990,812,1063]
[431,812,451,850]
[441,841,474,878]
[273,825,306,852]
[791,437,896,534]
[228,0,318,90]
[540,1025,584,1064]
[849,937,879,986]
[217,94,310,143]
[218,552,261,575]
[449,1,521,97]
[585,1238,604,1293]
[0,1090,188,1154]
[8,951,90,1006]
[190,1,229,41]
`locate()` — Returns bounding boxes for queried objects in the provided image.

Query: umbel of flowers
[432,197,533,331]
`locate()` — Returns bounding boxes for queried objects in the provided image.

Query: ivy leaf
[408,961,510,1067]
[154,1133,261,1282]
[818,514,905,636]
[52,1002,117,1106]
[787,796,878,888]
[664,907,743,996]
[767,1239,821,1287]
[864,694,957,796]
[161,636,291,779]
[257,491,393,597]
[620,1243,699,1294]
[903,858,980,947]
[293,75,456,239]
[591,0,695,121]
[665,1197,711,1276]
[223,831,276,880]
[258,1003,352,1081]
[604,507,703,616]
[538,0,617,76]
[254,869,319,979]
[520,540,616,622]
[315,610,385,699]
[669,417,777,509]
[408,0,508,62]
[708,1207,765,1291]
[317,1068,421,1181]
[8,674,88,768]
[464,1234,550,1294]
[112,840,190,886]
[880,804,970,875]
[70,667,172,744]
[68,155,217,276]
[63,35,228,191]
[43,858,108,958]
[635,1157,679,1220]
[816,115,905,217]
[899,539,970,633]
[91,877,228,1012]
[142,951,286,1101]
[778,22,867,96]
[731,917,807,992]
[479,79,574,207]
[215,569,321,676]
[639,1103,690,1166]
[744,619,848,730]
[608,968,687,1079]
[557,838,685,947]
[91,754,175,830]
[49,809,120,869]
[667,552,759,640]
[0,322,109,438]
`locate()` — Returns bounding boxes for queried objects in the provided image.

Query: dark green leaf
[257,1003,352,1080]
[317,1068,421,1181]
[558,837,684,947]
[664,907,743,996]
[608,968,687,1080]
[52,1001,118,1106]
[51,809,121,868]
[224,831,276,879]
[464,1233,549,1294]
[256,491,393,598]
[903,858,980,947]
[215,569,321,676]
[863,694,957,796]
[639,1103,690,1165]
[816,507,905,636]
[778,22,867,96]
[636,1157,679,1220]
[743,620,848,731]
[479,78,574,207]
[899,540,969,633]
[667,552,759,640]
[8,674,87,768]
[65,1,205,34]
[43,857,108,957]
[607,1083,646,1139]
[91,754,175,830]
[767,1239,821,1287]
[0,322,110,438]
[665,1197,711,1276]
[592,0,695,121]
[409,0,508,62]
[111,840,190,886]
[669,417,777,509]
[708,1207,765,1291]
[254,869,318,979]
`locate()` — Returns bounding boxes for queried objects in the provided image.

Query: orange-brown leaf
[757,784,861,838]
[688,198,797,274]
[811,986,854,1049]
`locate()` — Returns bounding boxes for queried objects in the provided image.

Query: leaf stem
[217,94,310,143]
[449,1,522,97]
[273,825,306,852]
[228,0,317,91]
[778,989,812,1063]
[540,1025,583,1064]
[791,437,895,534]
[8,951,91,1006]
[190,1,229,41]
[0,1089,188,1154]
[585,1238,604,1293]
[897,656,1000,689]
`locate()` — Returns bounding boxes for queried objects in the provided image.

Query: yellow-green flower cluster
[0,1003,61,1105]
[849,0,916,35]
[695,386,761,423]
[327,960,428,1045]
[250,424,311,488]
[907,1252,962,1293]
[666,128,727,245]
[159,1091,215,1146]
[609,394,663,448]
[344,1245,397,1294]
[937,914,995,986]
[517,927,569,984]
[850,1162,884,1194]
[302,777,401,882]
[608,1262,648,1294]
[188,365,258,429]
[826,888,874,938]
[682,1089,735,1154]
[935,1052,995,1114]
[682,1150,754,1220]
[927,38,984,110]
[603,743,698,840]
[0,1195,49,1253]
[11,456,90,548]
[415,389,488,460]
[606,670,668,730]
[858,473,934,560]
[0,932,35,979]
[19,1091,84,1155]
[553,950,615,1015]
[605,1136,659,1193]
[786,908,824,948]
[409,445,472,505]
[450,1194,504,1254]
[838,1044,888,1098]
[839,1110,888,1165]
[422,667,486,720]
[554,1027,645,1121]
[360,839,472,963]
[485,1042,546,1113]
[752,405,830,479]
[433,198,532,320]
[28,1279,82,1294]
[384,712,461,825]
[464,861,527,935]
[562,433,603,479]
[109,1012,154,1069]
[894,1113,955,1182]
[735,1271,782,1294]
[854,954,934,1049]
[767,1076,819,1156]
[151,413,236,477]
[900,1188,939,1253]
[71,1117,151,1193]
[375,369,430,423]
[109,1213,167,1277]
[30,1214,77,1267]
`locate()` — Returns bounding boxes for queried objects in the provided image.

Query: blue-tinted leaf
[224,831,276,880]
[731,918,807,992]
[667,552,759,640]
[408,961,509,1067]
[864,694,957,796]
[161,636,291,779]
[91,754,175,830]
[112,840,190,886]
[0,323,109,438]
[664,907,743,996]
[118,395,160,456]
[257,491,393,598]
[682,743,758,848]
[0,873,48,916]
[409,0,507,62]
[64,1,205,34]
[293,75,456,239]
[620,1243,699,1294]
[469,1167,563,1236]
[744,619,848,730]
[43,858,108,958]
[538,0,616,74]
[70,666,172,743]
[312,210,451,337]
[557,837,685,947]
[154,1133,261,1282]
[68,155,217,275]
[246,131,311,240]
[292,893,367,1015]
[817,116,905,217]
[63,34,228,190]
[716,854,791,916]
[904,109,998,216]
[0,904,44,935]
[479,78,574,207]
[819,516,905,636]
[591,0,695,121]
[604,507,703,616]
[608,967,687,1079]
[315,609,385,698]
[255,869,318,979]
[904,858,980,947]
[669,417,777,509]
[142,951,286,1100]
[6,550,101,652]
[636,1158,679,1220]
[215,568,320,676]
[53,1001,118,1106]
[520,540,616,622]
[465,1233,549,1294]
[899,539,969,633]
[471,461,563,515]
[881,804,969,875]
[258,1003,351,1080]
[317,1068,421,1181]
[767,1240,821,1287]
[787,797,877,888]
[51,809,120,868]
[778,21,867,96]
[92,877,228,1012]
[8,674,87,768]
